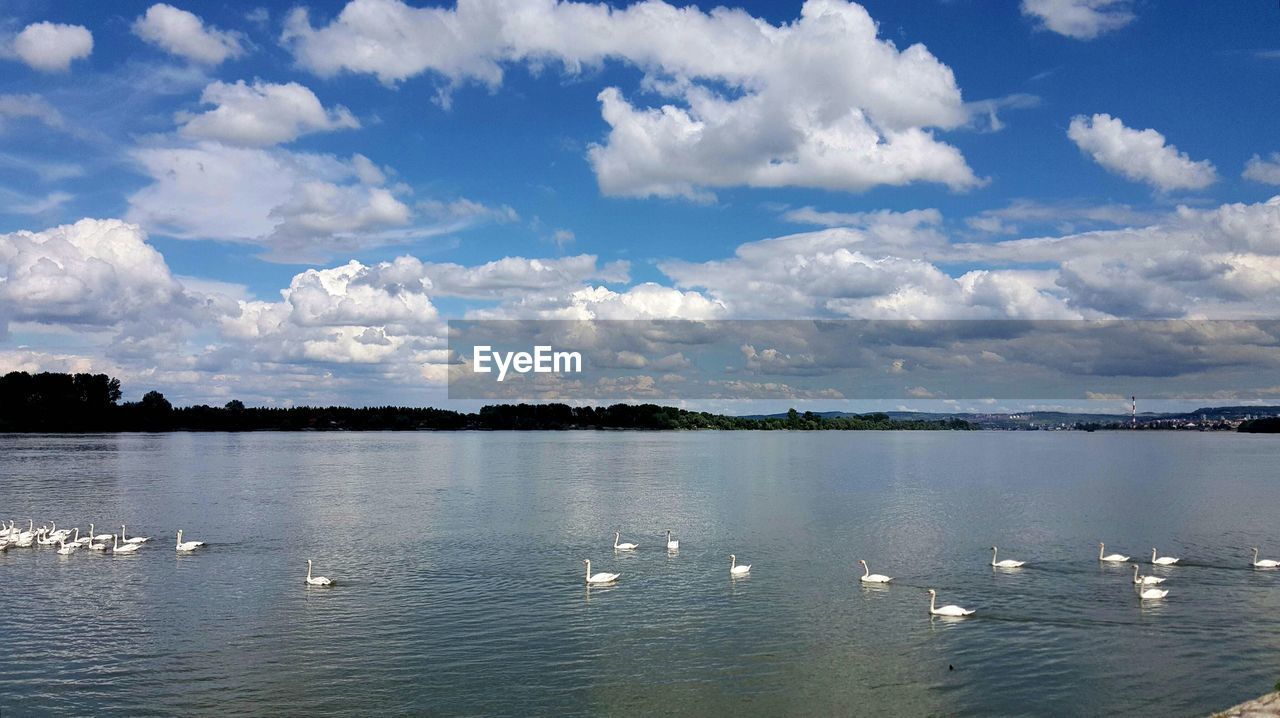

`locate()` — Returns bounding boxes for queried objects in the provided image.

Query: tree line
[0,371,973,432]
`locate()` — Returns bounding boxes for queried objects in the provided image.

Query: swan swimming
[175,529,205,552]
[111,535,139,554]
[582,559,619,584]
[56,538,78,555]
[122,525,150,545]
[991,546,1025,568]
[1098,543,1129,562]
[305,559,332,586]
[613,532,638,551]
[1150,548,1179,566]
[1132,564,1166,585]
[666,531,679,551]
[729,554,751,576]
[1250,547,1279,568]
[1139,586,1168,599]
[858,559,892,583]
[928,589,974,616]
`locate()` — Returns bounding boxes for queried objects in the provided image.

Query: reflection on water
[1,431,1279,716]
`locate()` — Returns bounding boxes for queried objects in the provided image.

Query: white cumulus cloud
[133,4,245,65]
[126,143,415,261]
[177,80,359,146]
[1243,153,1280,185]
[1067,113,1217,191]
[1021,0,1134,40]
[0,219,195,329]
[282,0,982,198]
[9,22,93,72]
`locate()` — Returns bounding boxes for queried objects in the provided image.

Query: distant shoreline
[4,371,1277,433]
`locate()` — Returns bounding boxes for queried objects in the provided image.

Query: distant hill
[742,406,1280,431]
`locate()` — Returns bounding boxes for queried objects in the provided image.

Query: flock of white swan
[586,535,1280,616]
[0,517,329,586]
[0,520,169,554]
[5,520,1278,607]
[1,518,338,585]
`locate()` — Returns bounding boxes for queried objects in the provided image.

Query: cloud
[963,199,1158,235]
[1021,0,1134,40]
[657,220,1074,319]
[417,197,518,224]
[423,254,628,299]
[0,219,198,330]
[177,80,359,146]
[0,94,65,130]
[12,196,1280,405]
[964,92,1041,132]
[133,4,246,65]
[126,143,418,261]
[3,190,73,215]
[550,228,575,249]
[470,282,727,321]
[1067,114,1217,191]
[9,22,93,72]
[283,0,982,197]
[1243,153,1280,185]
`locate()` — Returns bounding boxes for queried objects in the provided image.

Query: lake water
[1,431,1278,716]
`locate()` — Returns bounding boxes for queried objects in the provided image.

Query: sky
[1,0,1279,412]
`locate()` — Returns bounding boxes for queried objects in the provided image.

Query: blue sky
[2,0,1279,410]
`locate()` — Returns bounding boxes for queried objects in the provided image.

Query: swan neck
[991,547,997,565]
[862,563,869,578]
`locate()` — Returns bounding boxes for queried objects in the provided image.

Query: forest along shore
[0,371,971,433]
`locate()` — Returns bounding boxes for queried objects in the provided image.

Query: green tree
[141,391,172,413]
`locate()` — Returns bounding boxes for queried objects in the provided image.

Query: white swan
[858,559,892,583]
[1139,586,1168,599]
[306,559,332,586]
[1150,548,1179,566]
[1099,543,1129,562]
[47,522,70,541]
[928,589,974,616]
[92,524,113,541]
[991,546,1025,568]
[56,538,78,555]
[666,531,679,551]
[175,529,205,552]
[582,559,620,584]
[613,532,638,551]
[122,525,150,545]
[111,535,139,554]
[37,529,61,546]
[1251,548,1279,568]
[1132,564,1166,585]
[88,535,108,551]
[729,554,751,576]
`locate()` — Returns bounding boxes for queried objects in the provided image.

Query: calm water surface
[1,431,1278,716]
